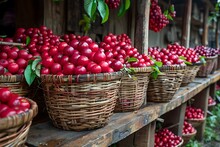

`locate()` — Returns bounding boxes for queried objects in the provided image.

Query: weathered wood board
[27,71,220,147]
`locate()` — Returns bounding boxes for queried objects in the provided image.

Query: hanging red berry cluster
[149,0,176,32]
[105,0,121,9]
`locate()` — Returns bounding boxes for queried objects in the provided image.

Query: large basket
[185,118,206,127]
[197,56,218,77]
[114,67,152,112]
[182,130,197,146]
[181,63,201,87]
[147,65,185,103]
[40,72,122,131]
[0,75,29,96]
[0,99,38,146]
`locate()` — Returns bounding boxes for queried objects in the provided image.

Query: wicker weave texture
[147,66,185,103]
[0,75,29,97]
[197,56,217,77]
[185,118,205,127]
[115,72,151,112]
[181,65,200,87]
[182,130,197,146]
[0,122,31,147]
[41,74,121,131]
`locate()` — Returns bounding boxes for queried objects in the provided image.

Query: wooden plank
[192,86,210,141]
[117,134,134,147]
[27,71,220,147]
[202,5,209,45]
[134,0,150,54]
[181,0,192,48]
[161,103,186,136]
[133,121,156,147]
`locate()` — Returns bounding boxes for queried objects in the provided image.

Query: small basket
[197,56,218,77]
[147,65,185,103]
[0,75,29,96]
[182,130,197,146]
[114,67,152,112]
[181,63,201,87]
[0,99,38,146]
[185,118,206,127]
[41,72,122,131]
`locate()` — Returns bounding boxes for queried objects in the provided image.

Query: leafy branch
[81,0,130,33]
[209,2,220,22]
[24,56,42,86]
[150,57,163,79]
[163,4,175,21]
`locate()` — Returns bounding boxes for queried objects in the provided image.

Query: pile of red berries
[182,121,196,135]
[185,106,204,120]
[155,128,182,147]
[0,88,30,118]
[149,0,169,32]
[194,46,218,57]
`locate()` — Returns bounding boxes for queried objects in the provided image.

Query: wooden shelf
[26,71,220,147]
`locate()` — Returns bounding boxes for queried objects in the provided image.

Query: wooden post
[202,5,210,45]
[216,21,219,48]
[161,103,187,136]
[134,0,150,54]
[210,83,216,100]
[117,134,134,147]
[133,121,156,147]
[181,0,192,48]
[192,86,210,141]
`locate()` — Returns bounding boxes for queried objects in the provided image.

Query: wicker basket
[147,65,185,103]
[114,67,152,112]
[40,72,122,131]
[197,56,218,77]
[181,63,201,87]
[182,130,197,146]
[0,75,29,96]
[185,118,206,127]
[0,99,38,147]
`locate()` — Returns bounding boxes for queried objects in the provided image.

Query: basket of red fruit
[147,46,186,103]
[182,121,197,145]
[194,46,218,77]
[185,106,205,127]
[40,35,124,131]
[0,88,38,146]
[99,33,153,112]
[0,39,32,97]
[154,128,183,147]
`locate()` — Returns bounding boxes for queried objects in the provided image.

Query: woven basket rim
[0,75,25,82]
[40,71,123,83]
[185,117,206,122]
[206,55,218,59]
[182,129,197,137]
[159,65,186,70]
[177,138,184,147]
[130,67,153,73]
[208,101,217,107]
[0,98,38,131]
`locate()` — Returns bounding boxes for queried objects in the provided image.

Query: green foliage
[24,56,41,86]
[150,57,163,79]
[199,56,206,64]
[185,138,202,147]
[81,0,130,33]
[209,2,220,23]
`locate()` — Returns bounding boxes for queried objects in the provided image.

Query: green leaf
[97,0,109,24]
[118,0,126,17]
[179,56,186,60]
[163,10,169,16]
[125,0,130,10]
[32,57,42,71]
[24,64,36,86]
[200,56,206,64]
[0,35,7,38]
[169,5,175,13]
[166,14,173,20]
[35,64,41,77]
[152,66,160,73]
[151,71,159,80]
[84,0,97,18]
[184,61,192,65]
[26,36,31,46]
[127,57,138,63]
[155,61,162,67]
